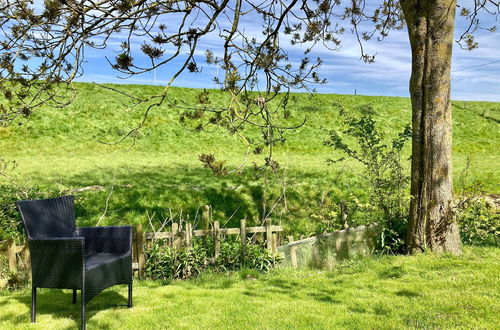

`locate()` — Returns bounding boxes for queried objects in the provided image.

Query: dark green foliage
[324,103,411,253]
[240,241,281,272]
[144,238,281,281]
[0,186,25,243]
[0,159,64,243]
[0,185,51,243]
[144,241,210,281]
[215,238,281,272]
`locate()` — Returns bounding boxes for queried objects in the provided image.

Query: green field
[1,83,499,234]
[0,247,498,329]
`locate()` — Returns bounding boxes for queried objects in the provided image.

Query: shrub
[215,238,281,273]
[240,241,281,272]
[145,238,281,281]
[0,185,37,243]
[457,197,499,246]
[0,184,64,243]
[0,159,60,243]
[453,160,499,247]
[324,103,411,253]
[144,241,209,281]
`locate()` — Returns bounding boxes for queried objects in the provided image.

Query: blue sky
[77,4,500,102]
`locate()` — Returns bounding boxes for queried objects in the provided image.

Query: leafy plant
[324,103,412,253]
[145,238,281,281]
[457,197,499,246]
[144,241,209,281]
[0,158,66,243]
[240,241,281,272]
[453,158,499,246]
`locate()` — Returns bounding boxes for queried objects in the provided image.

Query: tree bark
[400,0,462,254]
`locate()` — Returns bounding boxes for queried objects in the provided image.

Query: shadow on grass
[9,287,130,329]
[395,289,421,298]
[31,162,360,235]
[378,266,406,279]
[65,165,266,228]
[255,275,345,304]
[307,292,341,304]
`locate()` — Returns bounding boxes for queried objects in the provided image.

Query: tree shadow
[257,276,345,304]
[307,291,340,304]
[378,266,406,279]
[10,287,130,328]
[394,289,421,298]
[62,165,265,229]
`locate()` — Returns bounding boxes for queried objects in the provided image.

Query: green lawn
[1,83,499,236]
[1,247,498,329]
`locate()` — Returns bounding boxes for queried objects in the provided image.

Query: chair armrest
[77,226,132,255]
[28,237,84,289]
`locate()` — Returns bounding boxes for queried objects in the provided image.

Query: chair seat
[85,252,129,270]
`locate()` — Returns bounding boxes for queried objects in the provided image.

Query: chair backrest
[16,195,76,239]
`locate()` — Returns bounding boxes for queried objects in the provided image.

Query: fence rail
[0,207,283,285]
[132,218,283,276]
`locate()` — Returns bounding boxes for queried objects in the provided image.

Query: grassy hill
[1,82,498,235]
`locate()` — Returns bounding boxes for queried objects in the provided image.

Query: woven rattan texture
[16,195,132,329]
[17,195,76,239]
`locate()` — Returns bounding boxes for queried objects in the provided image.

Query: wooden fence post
[271,233,277,254]
[265,218,272,251]
[288,236,297,268]
[213,220,220,259]
[22,246,31,276]
[202,205,210,232]
[172,223,180,248]
[278,220,282,246]
[7,241,17,274]
[185,222,192,248]
[240,219,246,265]
[136,224,145,277]
[240,219,247,246]
[340,201,348,229]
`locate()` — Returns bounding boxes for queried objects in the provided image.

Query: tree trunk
[400,0,462,254]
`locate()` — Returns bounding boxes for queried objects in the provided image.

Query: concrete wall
[278,225,379,269]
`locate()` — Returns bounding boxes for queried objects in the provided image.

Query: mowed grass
[1,83,499,234]
[0,247,498,329]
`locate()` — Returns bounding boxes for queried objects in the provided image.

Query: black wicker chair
[16,195,132,330]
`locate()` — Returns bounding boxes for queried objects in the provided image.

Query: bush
[324,103,411,253]
[457,197,499,246]
[144,241,209,281]
[215,238,281,273]
[0,184,64,243]
[144,238,281,281]
[0,159,64,243]
[0,185,37,243]
[240,241,281,272]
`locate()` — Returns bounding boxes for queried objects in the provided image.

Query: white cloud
[76,5,499,102]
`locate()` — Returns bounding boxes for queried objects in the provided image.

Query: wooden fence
[0,218,283,285]
[278,224,378,269]
[132,218,283,276]
[0,240,30,288]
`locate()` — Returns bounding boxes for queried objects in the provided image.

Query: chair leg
[31,287,36,323]
[72,289,77,304]
[81,298,86,330]
[128,283,132,308]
